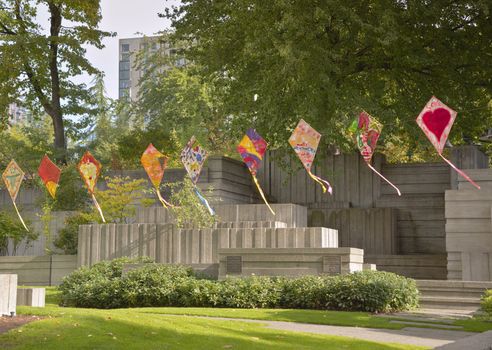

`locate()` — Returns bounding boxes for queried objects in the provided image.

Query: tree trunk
[50,109,66,164]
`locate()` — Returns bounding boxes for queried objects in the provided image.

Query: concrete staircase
[417,280,492,311]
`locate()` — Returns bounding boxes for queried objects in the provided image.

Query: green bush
[481,289,492,315]
[59,262,419,313]
[53,213,91,254]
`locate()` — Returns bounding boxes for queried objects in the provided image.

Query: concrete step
[419,296,481,310]
[214,221,288,228]
[419,288,485,299]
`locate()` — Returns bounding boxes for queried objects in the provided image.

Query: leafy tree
[0,210,37,256]
[0,0,113,163]
[165,178,216,228]
[163,0,492,156]
[86,176,154,224]
[53,212,90,254]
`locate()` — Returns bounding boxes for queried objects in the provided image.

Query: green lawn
[3,286,490,349]
[2,304,426,350]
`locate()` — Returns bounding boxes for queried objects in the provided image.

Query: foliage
[53,213,91,255]
[162,1,492,159]
[84,176,154,224]
[60,262,418,313]
[0,0,113,161]
[0,210,37,256]
[481,289,492,315]
[49,163,91,211]
[165,178,216,228]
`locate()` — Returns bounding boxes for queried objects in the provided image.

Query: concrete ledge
[0,274,17,316]
[218,248,364,279]
[17,288,45,307]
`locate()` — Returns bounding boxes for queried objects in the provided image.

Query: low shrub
[481,289,492,315]
[59,262,419,313]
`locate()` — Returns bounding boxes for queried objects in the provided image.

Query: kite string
[307,171,333,195]
[439,153,481,190]
[12,201,29,232]
[156,188,173,208]
[252,175,276,215]
[91,193,106,223]
[193,186,215,215]
[367,163,402,196]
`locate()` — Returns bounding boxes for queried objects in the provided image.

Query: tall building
[118,36,186,101]
[7,103,30,125]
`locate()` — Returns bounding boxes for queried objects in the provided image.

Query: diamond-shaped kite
[288,119,332,194]
[417,96,480,189]
[237,128,275,215]
[141,143,172,208]
[78,151,106,222]
[349,111,401,196]
[180,136,215,215]
[38,155,61,199]
[2,160,29,231]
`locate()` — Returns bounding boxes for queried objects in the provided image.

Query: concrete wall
[445,182,492,281]
[308,207,397,255]
[3,211,74,257]
[218,248,364,279]
[0,274,17,316]
[77,222,338,267]
[0,255,77,286]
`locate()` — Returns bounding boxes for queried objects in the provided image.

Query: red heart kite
[417,96,480,189]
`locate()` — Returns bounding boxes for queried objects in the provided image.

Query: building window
[120,53,130,62]
[121,44,130,52]
[119,70,130,80]
[119,80,131,89]
[119,88,129,98]
[119,61,130,71]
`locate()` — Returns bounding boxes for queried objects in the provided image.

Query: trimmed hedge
[481,289,492,315]
[59,259,419,313]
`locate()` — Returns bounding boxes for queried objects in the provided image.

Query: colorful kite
[38,155,61,199]
[288,119,333,194]
[2,160,29,231]
[237,128,275,215]
[417,96,480,189]
[77,151,106,222]
[349,111,401,196]
[141,143,172,208]
[180,136,215,215]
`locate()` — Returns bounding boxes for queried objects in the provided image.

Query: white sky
[38,0,180,99]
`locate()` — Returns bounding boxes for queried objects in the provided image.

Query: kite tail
[440,154,481,190]
[307,171,333,195]
[12,201,29,232]
[252,175,275,215]
[193,187,215,216]
[156,188,173,208]
[367,163,402,196]
[91,193,106,223]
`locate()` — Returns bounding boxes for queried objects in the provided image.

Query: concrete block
[363,263,376,271]
[0,274,17,316]
[16,288,45,307]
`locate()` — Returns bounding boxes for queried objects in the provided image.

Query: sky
[60,0,180,99]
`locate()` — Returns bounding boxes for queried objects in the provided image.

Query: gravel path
[162,314,476,348]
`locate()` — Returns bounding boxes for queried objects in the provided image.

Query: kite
[141,143,172,208]
[237,128,275,215]
[38,155,61,199]
[416,96,480,189]
[77,151,106,222]
[180,136,215,215]
[288,119,333,194]
[2,160,29,231]
[349,111,401,196]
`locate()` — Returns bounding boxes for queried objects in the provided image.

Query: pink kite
[416,96,480,189]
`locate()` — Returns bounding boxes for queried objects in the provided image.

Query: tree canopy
[161,0,492,155]
[0,0,113,162]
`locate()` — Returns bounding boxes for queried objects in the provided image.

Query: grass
[1,304,427,350]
